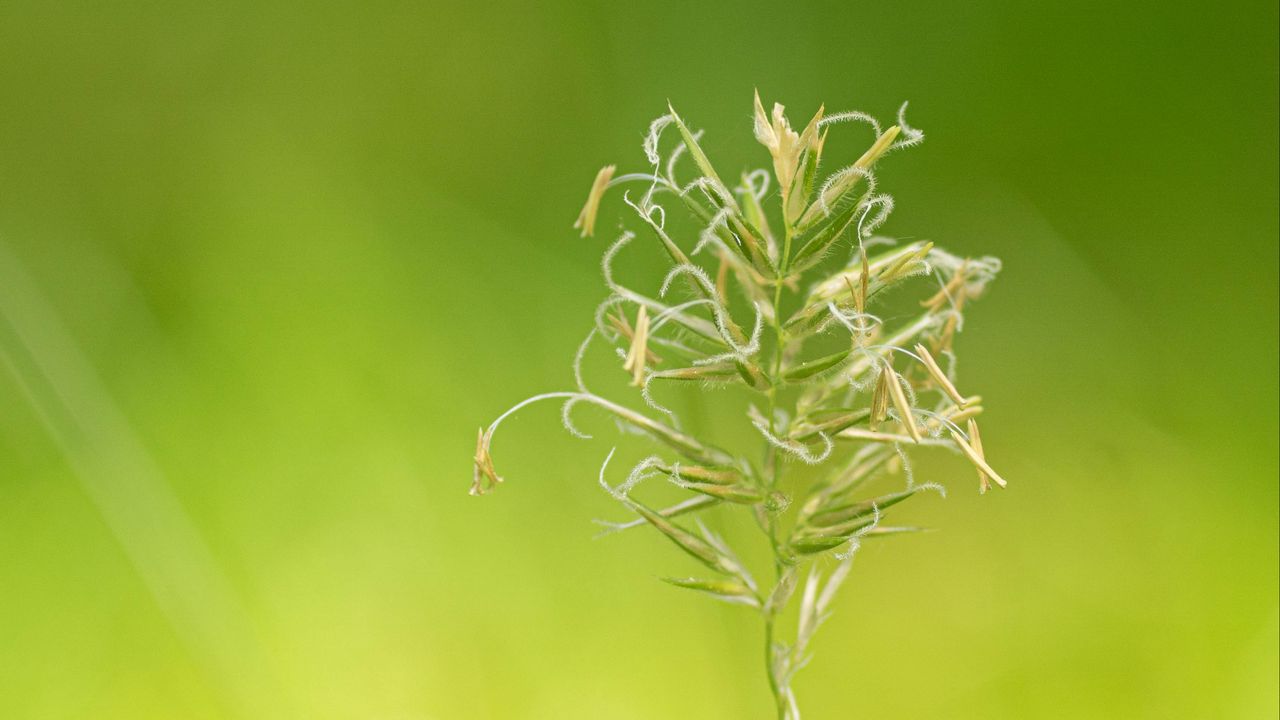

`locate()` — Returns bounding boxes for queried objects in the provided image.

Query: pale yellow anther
[945,404,984,425]
[884,362,922,443]
[622,306,651,386]
[951,419,1007,492]
[922,260,969,311]
[933,312,960,353]
[914,343,967,406]
[969,419,989,493]
[573,165,616,238]
[869,368,890,429]
[610,308,661,365]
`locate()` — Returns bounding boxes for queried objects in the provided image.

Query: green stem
[764,608,786,719]
[759,223,795,720]
[770,230,791,382]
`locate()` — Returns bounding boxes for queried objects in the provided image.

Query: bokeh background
[0,1,1276,718]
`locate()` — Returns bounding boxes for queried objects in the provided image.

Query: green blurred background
[0,0,1275,718]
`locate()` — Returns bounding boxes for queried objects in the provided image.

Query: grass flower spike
[471,92,1008,718]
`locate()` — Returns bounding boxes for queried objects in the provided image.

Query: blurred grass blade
[0,243,284,719]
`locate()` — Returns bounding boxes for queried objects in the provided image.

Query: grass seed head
[472,91,1008,718]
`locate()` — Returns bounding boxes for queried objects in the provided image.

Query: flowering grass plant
[472,92,1007,719]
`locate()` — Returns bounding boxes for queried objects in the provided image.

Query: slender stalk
[764,608,786,719]
[759,208,795,719]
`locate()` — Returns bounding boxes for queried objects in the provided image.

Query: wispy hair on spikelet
[473,91,1008,719]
